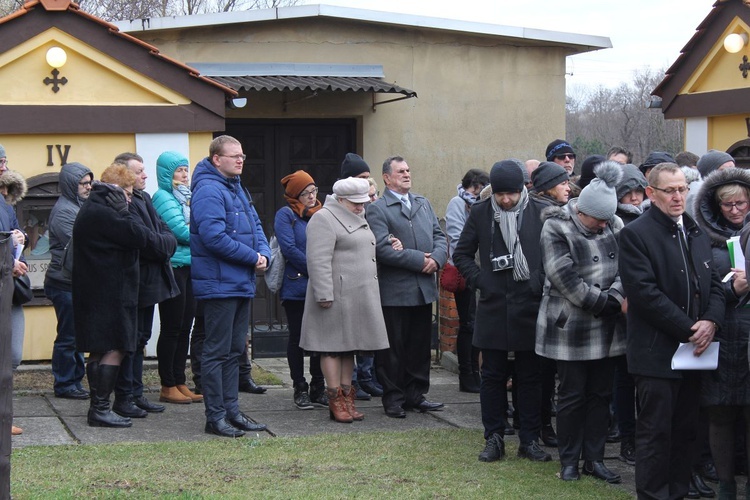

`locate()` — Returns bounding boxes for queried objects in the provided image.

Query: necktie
[401,195,411,210]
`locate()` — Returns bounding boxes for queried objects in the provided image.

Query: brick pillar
[438,285,459,354]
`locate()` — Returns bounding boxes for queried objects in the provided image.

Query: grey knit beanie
[697,150,734,178]
[0,144,6,159]
[615,164,648,201]
[532,161,568,193]
[577,161,623,220]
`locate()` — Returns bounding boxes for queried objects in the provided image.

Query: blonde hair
[100,163,136,189]
[716,183,750,203]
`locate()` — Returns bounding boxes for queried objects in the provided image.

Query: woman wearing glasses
[274,170,327,410]
[695,168,750,498]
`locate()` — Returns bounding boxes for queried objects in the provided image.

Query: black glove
[105,191,129,214]
[599,295,621,318]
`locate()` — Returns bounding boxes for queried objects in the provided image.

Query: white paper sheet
[671,342,719,370]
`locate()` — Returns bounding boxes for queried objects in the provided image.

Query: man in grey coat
[366,155,448,418]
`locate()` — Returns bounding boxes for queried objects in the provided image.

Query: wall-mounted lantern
[43,46,68,93]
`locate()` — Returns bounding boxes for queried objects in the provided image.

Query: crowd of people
[3,134,750,498]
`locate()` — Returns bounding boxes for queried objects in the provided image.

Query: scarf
[457,183,478,207]
[490,187,530,281]
[173,184,191,224]
[285,193,323,220]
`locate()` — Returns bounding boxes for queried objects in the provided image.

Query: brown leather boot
[176,384,203,402]
[11,425,22,435]
[341,384,364,421]
[159,386,192,404]
[327,387,353,423]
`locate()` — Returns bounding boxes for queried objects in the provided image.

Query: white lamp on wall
[724,32,748,53]
[43,46,68,93]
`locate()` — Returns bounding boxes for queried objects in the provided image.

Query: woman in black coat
[696,168,750,498]
[73,164,150,428]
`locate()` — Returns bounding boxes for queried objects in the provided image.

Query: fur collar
[0,170,27,206]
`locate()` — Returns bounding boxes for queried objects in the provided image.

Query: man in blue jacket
[191,135,270,437]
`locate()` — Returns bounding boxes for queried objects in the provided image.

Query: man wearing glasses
[545,139,577,177]
[191,135,269,437]
[619,162,724,499]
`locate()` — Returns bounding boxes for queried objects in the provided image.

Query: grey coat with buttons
[300,196,389,353]
[536,199,626,361]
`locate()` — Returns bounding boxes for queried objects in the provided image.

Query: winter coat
[300,196,389,353]
[274,205,309,302]
[453,196,546,351]
[152,162,190,268]
[620,201,725,379]
[129,189,179,307]
[44,162,93,291]
[535,199,625,361]
[0,169,26,237]
[72,183,150,353]
[694,168,750,405]
[365,190,448,307]
[190,157,271,300]
[445,195,470,263]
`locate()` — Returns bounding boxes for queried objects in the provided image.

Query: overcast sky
[301,0,714,90]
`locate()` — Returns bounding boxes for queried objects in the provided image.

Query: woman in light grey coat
[301,177,389,423]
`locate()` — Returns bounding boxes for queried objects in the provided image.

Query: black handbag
[13,273,33,306]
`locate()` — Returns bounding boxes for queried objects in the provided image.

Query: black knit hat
[545,139,575,161]
[490,160,524,193]
[639,151,675,175]
[577,155,606,189]
[340,153,370,178]
[532,162,568,193]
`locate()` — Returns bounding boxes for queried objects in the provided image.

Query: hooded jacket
[694,168,750,405]
[44,162,93,291]
[152,159,190,267]
[190,157,271,300]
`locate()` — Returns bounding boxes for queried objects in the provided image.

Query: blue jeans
[45,285,86,394]
[202,298,250,423]
[11,304,24,370]
[353,355,374,383]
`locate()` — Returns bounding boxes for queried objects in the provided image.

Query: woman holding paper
[695,167,750,498]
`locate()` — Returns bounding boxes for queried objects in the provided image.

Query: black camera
[491,254,514,272]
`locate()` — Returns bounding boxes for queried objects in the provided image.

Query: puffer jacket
[190,157,271,299]
[274,205,309,302]
[152,162,190,268]
[44,162,93,291]
[695,168,750,405]
[536,199,625,361]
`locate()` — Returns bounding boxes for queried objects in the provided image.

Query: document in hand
[671,342,719,370]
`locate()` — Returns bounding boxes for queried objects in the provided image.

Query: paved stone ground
[12,355,741,498]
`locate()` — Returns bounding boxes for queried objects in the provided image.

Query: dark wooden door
[224,119,356,356]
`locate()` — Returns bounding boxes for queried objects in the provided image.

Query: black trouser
[453,286,479,376]
[480,349,541,443]
[376,304,432,409]
[540,356,557,427]
[556,358,614,466]
[613,354,636,439]
[283,300,323,387]
[156,266,195,387]
[634,373,700,500]
[708,405,750,481]
[115,305,155,399]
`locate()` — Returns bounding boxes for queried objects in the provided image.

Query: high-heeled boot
[341,384,364,421]
[88,364,132,428]
[327,387,353,423]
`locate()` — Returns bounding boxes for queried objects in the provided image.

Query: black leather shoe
[687,478,701,499]
[205,418,245,438]
[582,461,621,484]
[478,432,505,462]
[239,378,267,394]
[560,465,580,481]
[384,406,406,418]
[691,473,715,498]
[699,462,719,483]
[411,400,444,412]
[359,380,383,397]
[55,388,90,400]
[227,412,267,432]
[113,397,148,418]
[134,396,165,413]
[459,373,480,393]
[541,423,558,447]
[517,441,552,462]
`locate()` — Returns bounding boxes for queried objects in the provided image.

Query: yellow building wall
[708,114,748,152]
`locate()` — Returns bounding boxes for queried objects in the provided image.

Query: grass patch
[13,365,282,393]
[10,429,632,499]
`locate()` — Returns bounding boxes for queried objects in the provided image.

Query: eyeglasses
[651,185,689,196]
[299,187,319,198]
[555,154,576,160]
[217,154,246,161]
[0,158,7,166]
[79,180,92,187]
[720,200,749,211]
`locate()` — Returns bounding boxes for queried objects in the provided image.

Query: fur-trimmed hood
[694,167,750,247]
[0,170,27,206]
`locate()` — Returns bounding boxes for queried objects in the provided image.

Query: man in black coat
[454,160,550,464]
[112,153,178,418]
[619,163,724,500]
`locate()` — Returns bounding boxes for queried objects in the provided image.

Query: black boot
[86,360,99,401]
[309,381,329,407]
[294,382,313,410]
[457,333,480,393]
[88,364,132,428]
